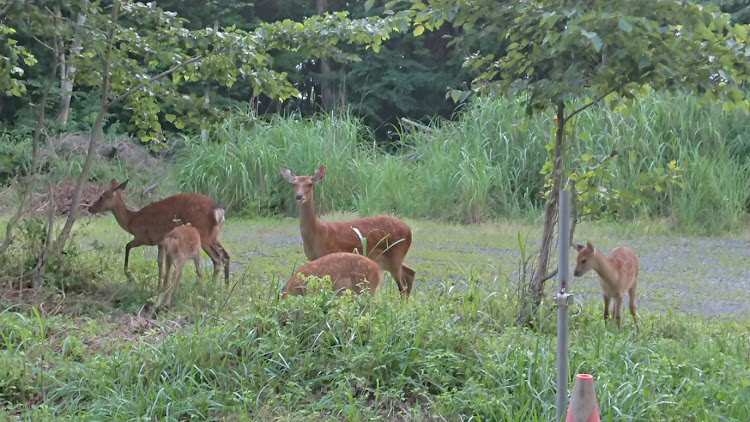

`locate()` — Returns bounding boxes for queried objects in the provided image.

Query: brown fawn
[282,252,384,299]
[573,242,640,331]
[89,179,230,282]
[157,225,203,309]
[280,166,416,296]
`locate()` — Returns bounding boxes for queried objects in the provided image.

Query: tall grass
[174,91,750,233]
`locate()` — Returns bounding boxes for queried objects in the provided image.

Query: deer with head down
[156,225,203,309]
[282,252,383,299]
[280,166,416,297]
[89,179,230,282]
[573,242,640,331]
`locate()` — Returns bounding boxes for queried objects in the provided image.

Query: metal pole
[556,190,572,422]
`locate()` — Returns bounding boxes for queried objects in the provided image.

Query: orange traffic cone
[566,374,601,422]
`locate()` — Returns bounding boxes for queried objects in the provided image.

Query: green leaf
[413,25,425,36]
[618,19,633,33]
[165,114,177,123]
[583,31,603,53]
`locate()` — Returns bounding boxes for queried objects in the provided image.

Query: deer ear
[586,242,594,250]
[573,243,584,252]
[312,166,327,183]
[280,168,296,183]
[109,179,119,190]
[117,180,129,191]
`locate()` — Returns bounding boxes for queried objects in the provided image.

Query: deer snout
[573,269,581,277]
[295,193,304,202]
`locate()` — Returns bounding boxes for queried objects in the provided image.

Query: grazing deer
[280,166,416,296]
[89,179,230,282]
[282,252,383,299]
[157,225,203,309]
[573,242,640,331]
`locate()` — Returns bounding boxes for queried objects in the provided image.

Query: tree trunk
[317,0,334,111]
[58,12,87,126]
[530,102,566,305]
[0,11,60,260]
[56,3,119,250]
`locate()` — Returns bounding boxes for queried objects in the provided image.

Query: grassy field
[1,215,749,421]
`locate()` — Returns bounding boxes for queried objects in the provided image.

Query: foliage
[175,93,750,234]
[0,21,36,97]
[0,216,98,291]
[1,0,474,144]
[0,235,748,420]
[701,0,750,24]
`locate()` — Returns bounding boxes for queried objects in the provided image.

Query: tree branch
[106,54,204,108]
[563,84,625,124]
[539,269,558,284]
[0,1,14,18]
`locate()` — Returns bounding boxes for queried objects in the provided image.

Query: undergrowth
[1,282,748,421]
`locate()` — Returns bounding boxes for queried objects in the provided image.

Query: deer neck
[592,251,618,282]
[110,195,136,234]
[298,195,323,240]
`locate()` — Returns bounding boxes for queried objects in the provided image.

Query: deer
[282,252,384,299]
[280,166,416,297]
[89,179,230,283]
[156,225,203,309]
[573,242,640,331]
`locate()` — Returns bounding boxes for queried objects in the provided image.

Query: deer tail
[213,206,226,227]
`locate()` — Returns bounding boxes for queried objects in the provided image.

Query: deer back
[283,252,383,298]
[310,216,412,260]
[129,193,224,246]
[161,225,203,261]
[607,246,639,291]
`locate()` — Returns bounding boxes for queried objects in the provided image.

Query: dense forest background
[2,0,745,145]
[2,0,750,236]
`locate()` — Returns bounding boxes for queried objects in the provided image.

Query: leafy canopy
[6,0,408,142]
[397,0,750,115]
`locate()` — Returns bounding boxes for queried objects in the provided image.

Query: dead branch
[400,117,435,134]
[34,185,56,289]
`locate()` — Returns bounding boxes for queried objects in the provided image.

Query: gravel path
[221,219,750,319]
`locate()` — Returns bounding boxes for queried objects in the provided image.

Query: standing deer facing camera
[280,166,416,296]
[573,242,640,331]
[157,225,203,309]
[89,179,230,283]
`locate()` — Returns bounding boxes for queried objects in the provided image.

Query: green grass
[173,91,750,234]
[1,216,749,421]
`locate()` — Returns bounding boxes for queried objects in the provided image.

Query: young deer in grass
[157,225,203,309]
[282,252,383,299]
[573,242,640,331]
[280,166,416,296]
[89,179,230,282]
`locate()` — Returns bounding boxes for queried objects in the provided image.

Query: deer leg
[380,257,407,296]
[614,295,624,329]
[194,255,204,284]
[202,243,222,282]
[402,264,416,295]
[166,262,185,309]
[212,242,231,283]
[163,256,173,293]
[124,239,147,280]
[157,245,164,284]
[124,243,133,277]
[603,295,611,322]
[628,286,639,332]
